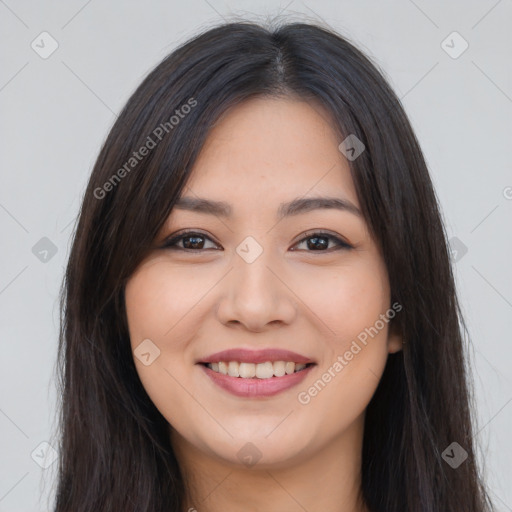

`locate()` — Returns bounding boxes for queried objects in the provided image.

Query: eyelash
[161,230,352,253]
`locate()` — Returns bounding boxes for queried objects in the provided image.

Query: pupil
[184,236,204,249]
[307,236,327,250]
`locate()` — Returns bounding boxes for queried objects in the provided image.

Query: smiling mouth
[202,361,315,379]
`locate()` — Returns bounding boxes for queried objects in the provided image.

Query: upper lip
[198,348,315,365]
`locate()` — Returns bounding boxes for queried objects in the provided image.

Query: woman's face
[124,97,402,469]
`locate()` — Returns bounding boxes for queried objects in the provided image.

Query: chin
[204,431,312,470]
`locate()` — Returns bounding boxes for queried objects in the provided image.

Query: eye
[291,231,352,252]
[161,231,221,251]
[161,230,352,253]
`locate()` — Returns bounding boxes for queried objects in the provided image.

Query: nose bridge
[235,243,276,299]
[216,236,297,329]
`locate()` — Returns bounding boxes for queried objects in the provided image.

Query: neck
[171,414,369,512]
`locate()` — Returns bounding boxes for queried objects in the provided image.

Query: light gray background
[1,1,511,510]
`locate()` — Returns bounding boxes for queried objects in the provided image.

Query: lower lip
[199,364,315,398]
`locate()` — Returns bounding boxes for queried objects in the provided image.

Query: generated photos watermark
[297,301,402,405]
[93,97,197,199]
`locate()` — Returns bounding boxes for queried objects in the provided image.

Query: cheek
[290,259,389,342]
[124,264,198,397]
[296,321,390,436]
[125,262,212,345]
[292,260,390,414]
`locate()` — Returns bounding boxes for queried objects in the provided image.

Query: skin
[124,97,403,512]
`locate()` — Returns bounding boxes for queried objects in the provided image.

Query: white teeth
[239,362,256,378]
[227,361,239,377]
[255,361,274,379]
[285,361,295,375]
[273,360,286,377]
[218,361,228,375]
[206,360,310,378]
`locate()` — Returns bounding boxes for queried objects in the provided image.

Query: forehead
[183,97,359,211]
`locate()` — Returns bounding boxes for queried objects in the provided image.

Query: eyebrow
[173,195,362,220]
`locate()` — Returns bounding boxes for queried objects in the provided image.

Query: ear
[387,318,403,354]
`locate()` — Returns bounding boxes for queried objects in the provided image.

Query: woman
[53,19,494,511]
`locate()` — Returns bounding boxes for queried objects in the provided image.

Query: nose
[215,249,297,332]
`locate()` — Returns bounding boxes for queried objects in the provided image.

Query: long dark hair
[51,19,494,511]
